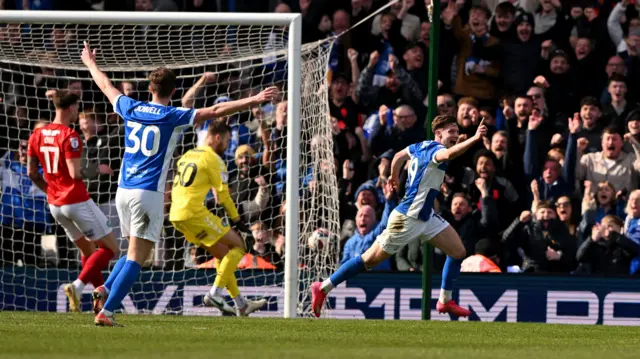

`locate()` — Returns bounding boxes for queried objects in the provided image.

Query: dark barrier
[2,267,640,325]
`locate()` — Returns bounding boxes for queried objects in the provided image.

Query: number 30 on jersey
[125,122,160,156]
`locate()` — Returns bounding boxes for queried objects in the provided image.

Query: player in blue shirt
[80,42,278,326]
[311,115,487,318]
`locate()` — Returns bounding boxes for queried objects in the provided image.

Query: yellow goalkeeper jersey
[169,145,239,222]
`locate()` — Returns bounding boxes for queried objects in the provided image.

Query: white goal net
[0,17,339,317]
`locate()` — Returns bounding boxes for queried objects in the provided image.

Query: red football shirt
[27,123,90,206]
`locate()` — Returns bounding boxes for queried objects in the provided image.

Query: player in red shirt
[27,89,119,314]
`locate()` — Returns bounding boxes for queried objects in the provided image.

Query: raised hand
[475,177,489,196]
[383,180,395,200]
[577,137,589,152]
[520,210,532,223]
[347,48,359,63]
[441,1,457,25]
[528,109,543,130]
[502,99,514,120]
[378,104,390,125]
[533,75,550,88]
[201,72,217,84]
[550,133,564,147]
[568,112,581,134]
[625,132,639,145]
[81,41,97,67]
[367,51,380,69]
[255,176,267,187]
[254,86,279,104]
[583,180,594,200]
[530,179,540,199]
[342,159,354,180]
[474,118,488,140]
[591,223,603,242]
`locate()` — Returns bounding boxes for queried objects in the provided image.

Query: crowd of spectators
[1,0,640,277]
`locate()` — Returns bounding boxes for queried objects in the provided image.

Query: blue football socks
[103,260,141,313]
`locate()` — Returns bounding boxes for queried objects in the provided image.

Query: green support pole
[421,0,441,321]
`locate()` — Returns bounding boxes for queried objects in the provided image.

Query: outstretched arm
[81,42,122,106]
[193,87,279,126]
[434,120,488,163]
[182,72,216,108]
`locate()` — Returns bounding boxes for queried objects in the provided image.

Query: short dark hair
[602,215,623,228]
[207,119,231,137]
[473,149,497,167]
[608,73,626,85]
[537,200,555,211]
[52,89,79,110]
[431,115,457,132]
[580,96,601,109]
[148,67,176,98]
[515,93,533,103]
[495,2,516,16]
[602,125,623,137]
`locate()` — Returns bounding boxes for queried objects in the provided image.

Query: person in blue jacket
[341,181,397,270]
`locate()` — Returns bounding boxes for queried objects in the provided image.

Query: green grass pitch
[2,312,640,359]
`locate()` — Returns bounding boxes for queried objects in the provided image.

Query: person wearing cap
[329,72,363,132]
[402,41,427,98]
[339,179,383,227]
[502,201,577,273]
[340,182,397,271]
[502,12,541,94]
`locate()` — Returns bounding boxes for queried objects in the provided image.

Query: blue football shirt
[395,141,448,221]
[115,95,195,192]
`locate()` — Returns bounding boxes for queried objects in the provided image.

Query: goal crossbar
[0,10,300,26]
[0,10,303,319]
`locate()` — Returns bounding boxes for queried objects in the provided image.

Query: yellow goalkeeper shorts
[171,213,230,248]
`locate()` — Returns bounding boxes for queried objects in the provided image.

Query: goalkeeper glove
[232,219,251,235]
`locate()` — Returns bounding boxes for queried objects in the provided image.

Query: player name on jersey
[134,105,162,115]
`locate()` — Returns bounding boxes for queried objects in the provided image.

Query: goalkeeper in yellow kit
[170,120,266,316]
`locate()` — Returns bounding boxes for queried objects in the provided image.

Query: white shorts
[115,188,164,243]
[49,199,112,242]
[376,210,449,255]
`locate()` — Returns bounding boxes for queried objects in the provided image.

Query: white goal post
[0,10,339,318]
